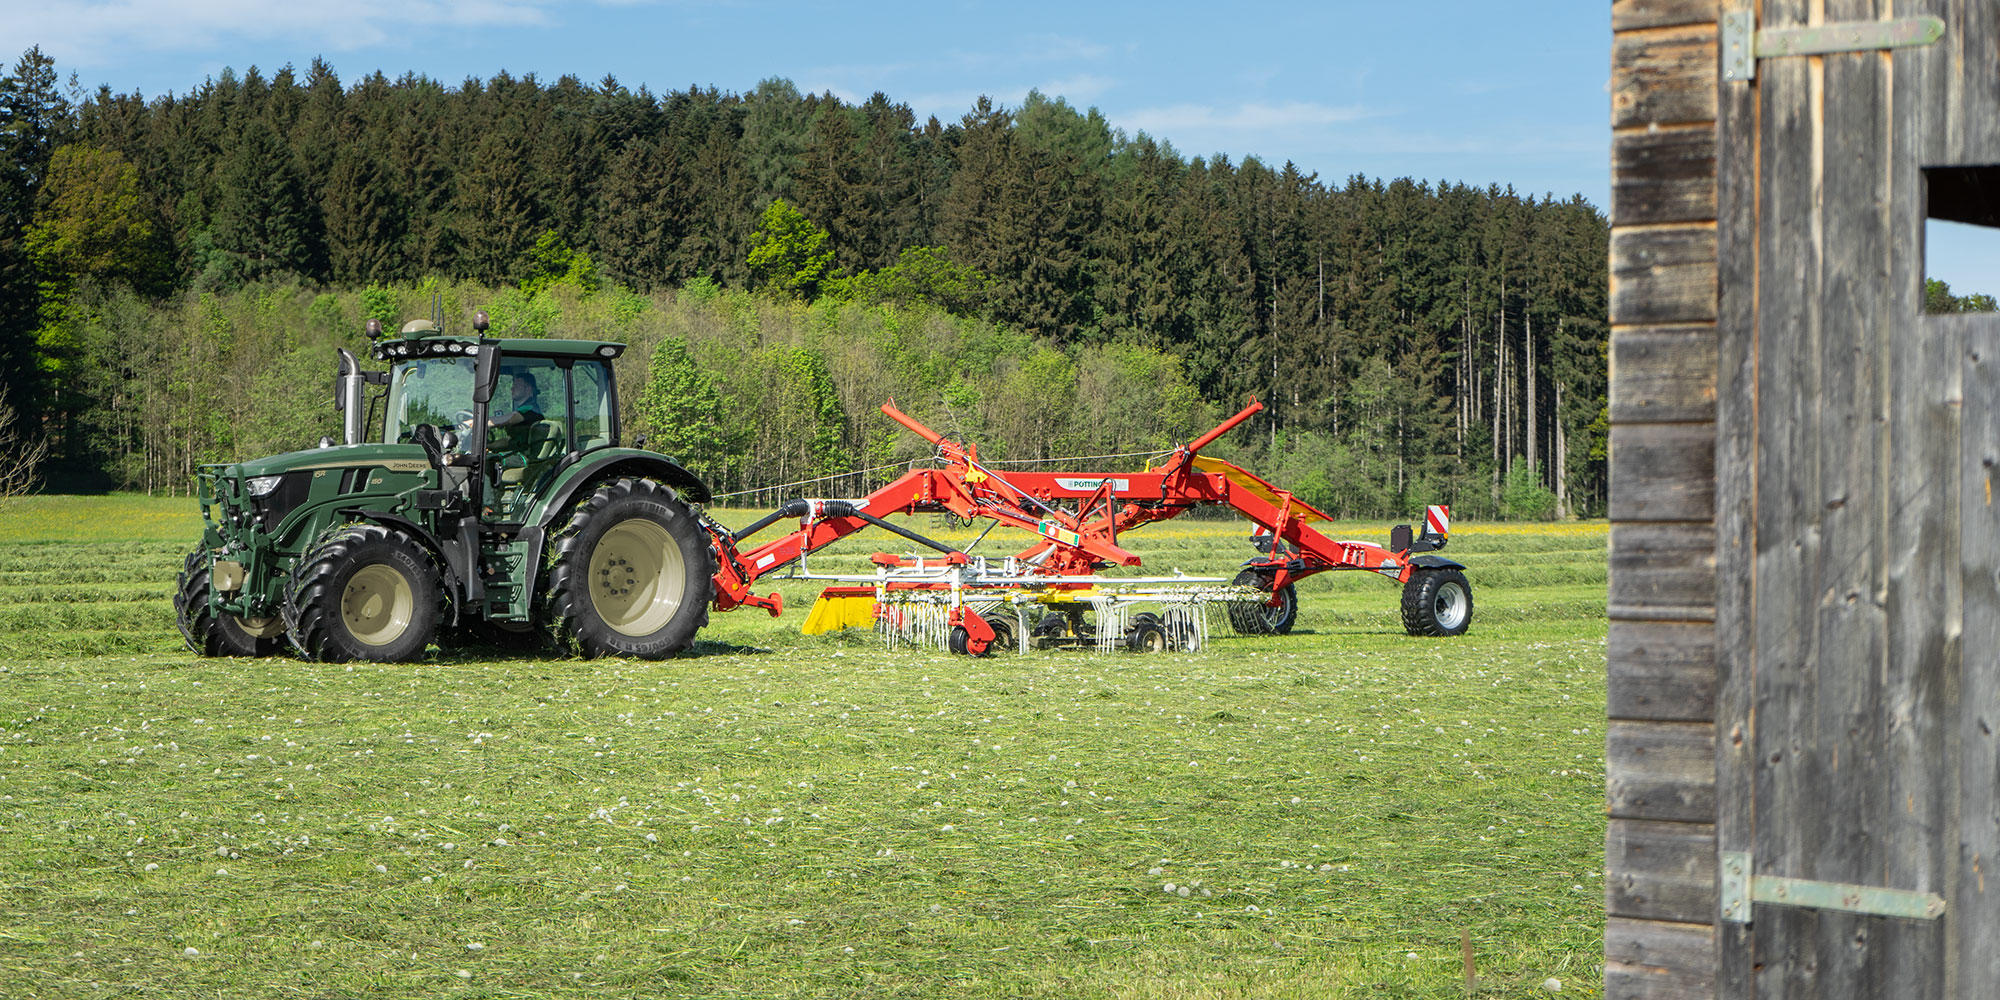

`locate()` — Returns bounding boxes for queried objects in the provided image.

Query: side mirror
[472,345,498,405]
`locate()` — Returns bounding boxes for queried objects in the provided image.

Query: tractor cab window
[491,360,568,455]
[490,358,572,517]
[383,357,478,444]
[571,360,615,451]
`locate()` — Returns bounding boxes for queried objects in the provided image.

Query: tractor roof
[369,333,626,363]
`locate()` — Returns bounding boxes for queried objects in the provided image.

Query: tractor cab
[349,315,624,522]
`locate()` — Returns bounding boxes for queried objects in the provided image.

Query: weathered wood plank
[1955,317,2000,1000]
[1709,0,1755,995]
[1606,917,1716,1000]
[1610,422,1716,522]
[1811,24,1896,993]
[1941,0,2000,161]
[1613,25,1721,129]
[1879,14,1959,998]
[1608,720,1715,823]
[1746,4,1825,993]
[1609,523,1716,621]
[1613,125,1718,226]
[1608,621,1716,722]
[1608,820,1717,924]
[1611,325,1718,423]
[1612,0,1719,33]
[1611,226,1718,326]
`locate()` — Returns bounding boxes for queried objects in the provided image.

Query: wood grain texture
[1710,0,1756,994]
[1609,621,1717,722]
[1609,721,1716,823]
[1613,25,1721,129]
[1745,7,1826,993]
[1609,523,1716,621]
[1940,0,2000,162]
[1611,326,1719,423]
[1608,820,1718,924]
[1611,226,1719,326]
[1612,0,1720,32]
[1956,317,2000,1000]
[1879,15,1959,998]
[1614,125,1719,226]
[1610,422,1716,522]
[1606,917,1717,1000]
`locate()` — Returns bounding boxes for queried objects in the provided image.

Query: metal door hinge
[1722,11,1946,82]
[1721,851,1947,922]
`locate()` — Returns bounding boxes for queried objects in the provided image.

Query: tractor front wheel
[548,479,715,659]
[175,546,283,657]
[1401,568,1473,636]
[284,525,442,662]
[1227,570,1298,635]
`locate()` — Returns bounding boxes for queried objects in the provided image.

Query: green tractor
[174,314,717,662]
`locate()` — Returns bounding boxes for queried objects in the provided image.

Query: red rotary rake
[702,397,1472,654]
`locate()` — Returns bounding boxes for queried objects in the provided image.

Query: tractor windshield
[383,357,478,443]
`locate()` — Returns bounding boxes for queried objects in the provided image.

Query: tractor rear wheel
[1401,568,1473,636]
[175,546,283,657]
[1227,570,1298,635]
[548,478,715,659]
[284,525,442,662]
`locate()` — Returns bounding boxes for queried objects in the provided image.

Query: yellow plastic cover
[1188,456,1334,523]
[802,594,878,634]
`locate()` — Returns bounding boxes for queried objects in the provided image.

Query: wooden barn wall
[1607,1,1722,998]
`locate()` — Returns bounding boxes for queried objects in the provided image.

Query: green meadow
[0,494,1608,998]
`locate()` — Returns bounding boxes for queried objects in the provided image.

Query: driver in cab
[491,372,543,434]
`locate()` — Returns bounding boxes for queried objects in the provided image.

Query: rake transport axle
[702,398,1473,654]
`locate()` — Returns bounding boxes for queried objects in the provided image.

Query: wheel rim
[235,615,284,638]
[342,564,415,647]
[591,520,685,637]
[1433,581,1468,630]
[1261,589,1294,628]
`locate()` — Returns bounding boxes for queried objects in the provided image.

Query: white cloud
[2,0,563,66]
[1124,100,1377,134]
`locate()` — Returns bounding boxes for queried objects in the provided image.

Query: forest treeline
[0,46,1611,518]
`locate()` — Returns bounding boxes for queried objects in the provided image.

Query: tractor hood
[225,443,433,480]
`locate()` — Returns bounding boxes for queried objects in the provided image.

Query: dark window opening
[1924,166,2000,314]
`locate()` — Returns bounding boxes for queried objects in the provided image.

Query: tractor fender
[527,450,712,530]
[335,508,470,618]
[513,452,715,613]
[1408,554,1466,571]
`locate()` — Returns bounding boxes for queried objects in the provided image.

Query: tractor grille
[250,473,313,532]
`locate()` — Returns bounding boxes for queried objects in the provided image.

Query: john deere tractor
[175,314,717,662]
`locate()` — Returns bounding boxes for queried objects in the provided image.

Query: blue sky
[5,0,1994,295]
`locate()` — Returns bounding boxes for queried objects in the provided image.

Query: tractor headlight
[245,475,285,498]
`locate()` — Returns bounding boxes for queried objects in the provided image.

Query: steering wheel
[453,409,475,428]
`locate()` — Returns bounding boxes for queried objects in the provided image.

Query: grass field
[0,494,1609,998]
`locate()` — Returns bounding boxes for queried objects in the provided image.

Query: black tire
[174,546,283,657]
[1401,568,1473,637]
[982,613,1017,654]
[1227,570,1298,635]
[948,625,975,656]
[548,478,715,659]
[284,525,442,662]
[1126,622,1167,653]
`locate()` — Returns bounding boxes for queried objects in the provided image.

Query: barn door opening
[1925,165,2000,313]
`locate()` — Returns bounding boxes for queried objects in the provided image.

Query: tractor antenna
[429,291,444,333]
